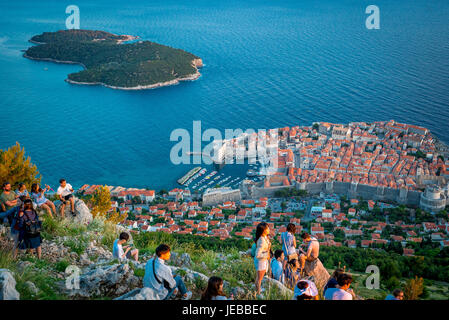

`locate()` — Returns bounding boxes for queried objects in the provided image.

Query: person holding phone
[112,232,139,262]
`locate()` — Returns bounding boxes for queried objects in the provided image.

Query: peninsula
[23,29,203,90]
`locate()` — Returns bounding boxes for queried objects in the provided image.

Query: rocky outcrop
[169,252,192,268]
[55,198,92,225]
[303,258,330,290]
[61,263,140,298]
[114,287,159,300]
[0,269,20,300]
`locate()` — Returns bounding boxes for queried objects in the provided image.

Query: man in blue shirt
[385,289,404,300]
[270,249,284,283]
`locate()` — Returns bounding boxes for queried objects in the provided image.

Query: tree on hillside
[91,186,126,224]
[0,142,41,189]
[403,276,424,300]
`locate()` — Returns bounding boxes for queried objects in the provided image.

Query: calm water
[1,0,448,190]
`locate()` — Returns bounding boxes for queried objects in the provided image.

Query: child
[112,232,139,262]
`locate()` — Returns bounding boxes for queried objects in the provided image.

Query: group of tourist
[0,179,76,259]
[251,222,323,299]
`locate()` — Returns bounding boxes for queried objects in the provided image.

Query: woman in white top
[201,276,234,300]
[254,222,271,296]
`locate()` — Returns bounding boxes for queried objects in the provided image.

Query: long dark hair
[331,268,344,280]
[31,183,40,194]
[201,276,225,300]
[255,222,269,243]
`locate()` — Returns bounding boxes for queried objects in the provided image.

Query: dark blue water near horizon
[1,0,448,190]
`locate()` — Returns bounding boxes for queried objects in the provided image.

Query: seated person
[270,249,285,283]
[284,258,300,290]
[113,232,139,262]
[324,273,354,300]
[385,289,404,300]
[323,268,344,294]
[57,179,75,216]
[143,244,192,300]
[298,232,320,276]
[1,182,19,225]
[201,276,234,300]
[30,184,57,218]
[15,183,30,200]
[294,279,319,300]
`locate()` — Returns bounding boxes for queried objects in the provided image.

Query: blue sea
[1,0,448,190]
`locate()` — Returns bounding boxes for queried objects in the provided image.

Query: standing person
[57,179,75,216]
[298,232,320,276]
[284,258,300,290]
[112,232,139,262]
[143,244,192,300]
[270,249,285,283]
[324,273,354,300]
[201,276,234,300]
[17,199,42,259]
[323,268,344,294]
[30,184,57,218]
[280,223,297,269]
[385,289,404,300]
[253,222,271,297]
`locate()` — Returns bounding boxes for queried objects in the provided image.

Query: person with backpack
[252,222,271,297]
[280,223,297,269]
[17,199,42,259]
[201,276,234,300]
[143,244,192,300]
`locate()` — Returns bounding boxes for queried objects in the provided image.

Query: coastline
[23,53,203,91]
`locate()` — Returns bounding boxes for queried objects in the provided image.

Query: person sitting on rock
[0,182,19,224]
[298,232,320,276]
[143,244,192,300]
[31,184,57,218]
[294,279,319,300]
[270,249,285,283]
[324,273,354,300]
[57,178,75,216]
[323,268,344,295]
[113,232,139,262]
[15,183,30,200]
[284,258,300,290]
[385,289,404,300]
[201,276,233,300]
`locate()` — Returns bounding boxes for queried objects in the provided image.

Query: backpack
[250,242,257,258]
[152,258,173,290]
[23,210,42,237]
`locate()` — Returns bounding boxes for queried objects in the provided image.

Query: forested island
[23,29,203,90]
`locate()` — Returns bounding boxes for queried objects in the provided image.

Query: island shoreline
[24,33,203,91]
[23,53,203,91]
